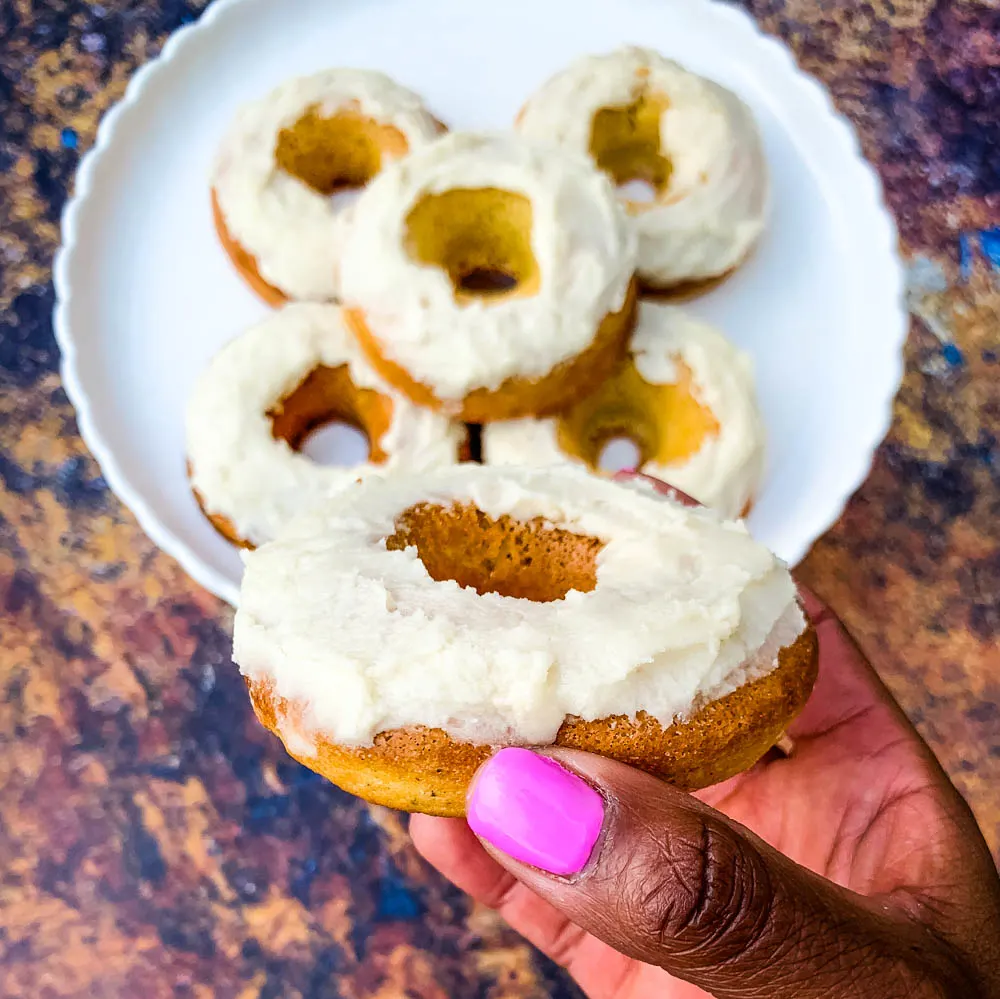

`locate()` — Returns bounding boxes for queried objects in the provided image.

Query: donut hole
[590,94,672,209]
[597,437,643,473]
[300,422,371,466]
[464,423,484,463]
[404,188,540,304]
[268,364,393,464]
[616,178,659,204]
[275,107,408,196]
[556,358,719,470]
[457,268,520,295]
[385,502,602,601]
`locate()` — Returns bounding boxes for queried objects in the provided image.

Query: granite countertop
[0,1,998,996]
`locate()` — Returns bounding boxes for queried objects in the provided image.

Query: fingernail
[467,748,604,875]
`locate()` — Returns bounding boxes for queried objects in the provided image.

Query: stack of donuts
[190,46,818,815]
[187,45,769,549]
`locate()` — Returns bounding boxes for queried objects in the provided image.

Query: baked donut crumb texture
[555,356,719,469]
[590,92,672,205]
[386,502,602,602]
[345,277,639,422]
[404,187,541,303]
[274,107,409,195]
[246,626,817,816]
[267,362,393,460]
[211,191,287,307]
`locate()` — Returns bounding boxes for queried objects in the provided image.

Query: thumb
[466,747,962,999]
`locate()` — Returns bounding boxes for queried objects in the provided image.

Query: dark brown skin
[412,477,1000,997]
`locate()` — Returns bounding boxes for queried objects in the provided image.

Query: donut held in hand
[233,466,817,815]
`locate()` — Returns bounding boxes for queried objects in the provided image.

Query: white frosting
[185,303,463,547]
[234,465,805,747]
[482,304,765,519]
[516,47,769,286]
[339,132,636,400]
[212,70,441,300]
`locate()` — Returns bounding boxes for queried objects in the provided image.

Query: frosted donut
[212,69,443,304]
[234,465,818,816]
[516,47,769,291]
[340,132,639,422]
[185,303,464,548]
[483,303,764,519]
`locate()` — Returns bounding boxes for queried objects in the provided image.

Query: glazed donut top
[234,465,805,747]
[516,47,768,285]
[484,305,765,518]
[212,69,441,300]
[185,303,462,547]
[339,132,636,400]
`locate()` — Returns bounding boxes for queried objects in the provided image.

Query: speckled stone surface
[0,0,997,995]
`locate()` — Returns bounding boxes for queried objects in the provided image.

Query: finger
[785,590,1000,955]
[786,583,919,749]
[410,814,638,997]
[411,815,516,907]
[794,583,831,626]
[613,470,700,507]
[465,747,968,999]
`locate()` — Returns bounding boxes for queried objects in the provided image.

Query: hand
[411,590,1000,998]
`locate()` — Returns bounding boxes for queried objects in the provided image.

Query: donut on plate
[483,303,764,519]
[233,465,817,816]
[212,69,443,305]
[516,47,768,292]
[339,132,639,422]
[185,302,464,548]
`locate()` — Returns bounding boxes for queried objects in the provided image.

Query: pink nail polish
[467,748,604,876]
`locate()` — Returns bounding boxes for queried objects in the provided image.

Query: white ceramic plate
[54,0,906,607]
